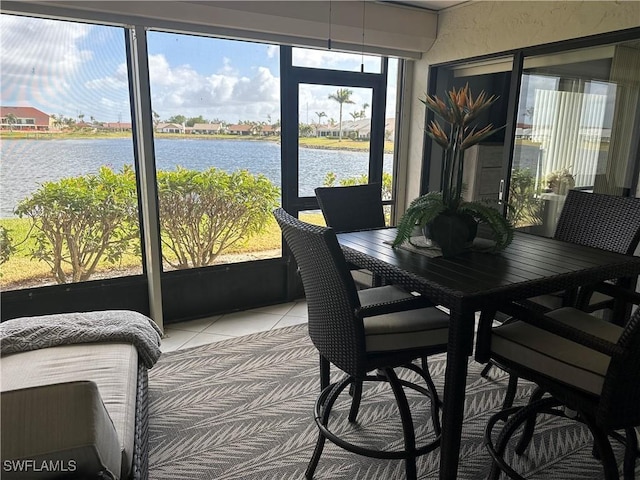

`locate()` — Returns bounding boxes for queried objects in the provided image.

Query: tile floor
[159,300,309,353]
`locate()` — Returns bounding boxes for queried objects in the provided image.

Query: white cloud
[146,54,281,122]
[0,15,137,121]
[1,15,92,80]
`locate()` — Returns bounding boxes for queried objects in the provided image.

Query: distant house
[102,122,132,132]
[227,124,255,136]
[315,118,395,140]
[190,123,223,134]
[0,106,51,131]
[258,124,280,136]
[156,122,184,134]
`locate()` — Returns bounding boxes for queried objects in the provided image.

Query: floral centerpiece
[393,85,513,257]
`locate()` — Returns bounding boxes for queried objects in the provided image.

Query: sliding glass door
[425,35,640,242]
[509,41,640,235]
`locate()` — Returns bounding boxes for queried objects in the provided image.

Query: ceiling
[383,0,470,11]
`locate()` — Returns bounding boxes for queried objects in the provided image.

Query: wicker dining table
[336,227,640,480]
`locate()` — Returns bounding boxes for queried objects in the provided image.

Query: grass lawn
[0,213,325,288]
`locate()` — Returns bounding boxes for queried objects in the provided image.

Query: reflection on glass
[509,42,639,236]
[147,32,282,271]
[0,15,142,290]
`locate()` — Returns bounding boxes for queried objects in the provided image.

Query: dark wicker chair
[273,208,449,479]
[483,283,640,479]
[315,183,387,288]
[481,190,640,391]
[526,189,640,314]
[314,183,386,234]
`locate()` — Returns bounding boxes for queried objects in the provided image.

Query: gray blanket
[0,310,162,368]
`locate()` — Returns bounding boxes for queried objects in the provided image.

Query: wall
[405,0,640,206]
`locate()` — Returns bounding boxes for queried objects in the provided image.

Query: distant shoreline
[0,132,394,153]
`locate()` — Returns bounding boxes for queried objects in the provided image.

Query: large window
[0,9,403,322]
[0,15,142,290]
[146,32,282,271]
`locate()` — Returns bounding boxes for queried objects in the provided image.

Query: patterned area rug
[148,324,637,479]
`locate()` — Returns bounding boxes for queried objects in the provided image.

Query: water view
[0,138,392,218]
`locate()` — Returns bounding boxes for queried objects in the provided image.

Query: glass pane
[146,32,282,271]
[298,84,374,196]
[292,47,381,73]
[0,15,142,290]
[383,58,399,221]
[509,41,640,236]
[299,209,326,227]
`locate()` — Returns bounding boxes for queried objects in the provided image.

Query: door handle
[498,179,505,204]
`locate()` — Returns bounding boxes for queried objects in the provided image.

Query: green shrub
[323,172,393,200]
[0,225,14,266]
[157,167,280,269]
[15,166,139,283]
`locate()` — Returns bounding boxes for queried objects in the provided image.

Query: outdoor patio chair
[481,190,640,391]
[526,189,640,316]
[273,208,449,480]
[483,283,640,479]
[315,183,387,288]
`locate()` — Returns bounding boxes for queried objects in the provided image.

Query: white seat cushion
[357,285,449,353]
[491,307,623,395]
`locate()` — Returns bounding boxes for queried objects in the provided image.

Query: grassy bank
[0,213,324,289]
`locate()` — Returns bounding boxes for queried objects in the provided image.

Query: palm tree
[328,88,355,141]
[362,102,370,118]
[315,111,326,124]
[5,113,17,132]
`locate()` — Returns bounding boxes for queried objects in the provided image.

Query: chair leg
[485,397,559,480]
[320,355,330,391]
[306,378,350,479]
[413,359,441,435]
[503,373,519,409]
[480,361,495,379]
[514,386,546,454]
[384,367,418,480]
[623,427,638,479]
[583,417,619,480]
[348,380,363,422]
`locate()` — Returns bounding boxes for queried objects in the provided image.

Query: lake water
[0,138,392,218]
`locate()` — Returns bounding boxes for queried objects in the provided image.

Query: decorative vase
[424,212,478,257]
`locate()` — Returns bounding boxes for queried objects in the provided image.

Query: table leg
[439,308,475,480]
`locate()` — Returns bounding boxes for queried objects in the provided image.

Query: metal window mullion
[127,25,164,332]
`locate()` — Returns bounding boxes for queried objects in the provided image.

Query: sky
[1,14,397,125]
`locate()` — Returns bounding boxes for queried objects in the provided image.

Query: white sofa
[0,311,161,480]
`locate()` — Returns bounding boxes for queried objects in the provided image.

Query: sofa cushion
[1,343,138,479]
[1,381,121,479]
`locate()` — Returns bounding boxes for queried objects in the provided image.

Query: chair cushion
[491,307,623,394]
[1,343,139,479]
[363,307,449,353]
[358,284,416,306]
[358,285,448,352]
[1,381,121,480]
